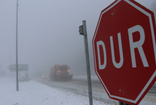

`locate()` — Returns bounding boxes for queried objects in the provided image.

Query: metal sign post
[16,0,19,91]
[119,102,130,105]
[79,20,93,105]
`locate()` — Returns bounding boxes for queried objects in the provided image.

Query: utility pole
[79,20,93,105]
[16,0,19,91]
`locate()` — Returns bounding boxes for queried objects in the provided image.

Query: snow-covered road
[39,75,156,105]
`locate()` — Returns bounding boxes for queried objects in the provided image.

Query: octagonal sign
[92,0,156,104]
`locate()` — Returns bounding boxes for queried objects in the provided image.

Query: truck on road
[50,64,73,81]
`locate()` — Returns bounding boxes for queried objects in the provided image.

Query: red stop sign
[92,0,156,104]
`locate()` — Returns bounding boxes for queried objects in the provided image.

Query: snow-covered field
[0,77,111,105]
[0,77,156,105]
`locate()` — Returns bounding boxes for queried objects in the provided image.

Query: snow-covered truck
[50,64,73,81]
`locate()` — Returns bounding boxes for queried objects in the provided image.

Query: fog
[0,0,155,78]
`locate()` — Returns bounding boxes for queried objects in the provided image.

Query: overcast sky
[0,0,155,76]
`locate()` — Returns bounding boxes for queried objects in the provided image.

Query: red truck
[50,64,73,80]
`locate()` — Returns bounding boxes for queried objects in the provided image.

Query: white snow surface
[0,77,110,105]
[0,77,156,105]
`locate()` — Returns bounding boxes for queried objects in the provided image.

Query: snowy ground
[0,77,111,105]
[0,77,156,105]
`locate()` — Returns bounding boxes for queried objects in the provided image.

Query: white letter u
[110,33,124,68]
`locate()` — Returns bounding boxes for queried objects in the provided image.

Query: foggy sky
[0,0,155,76]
